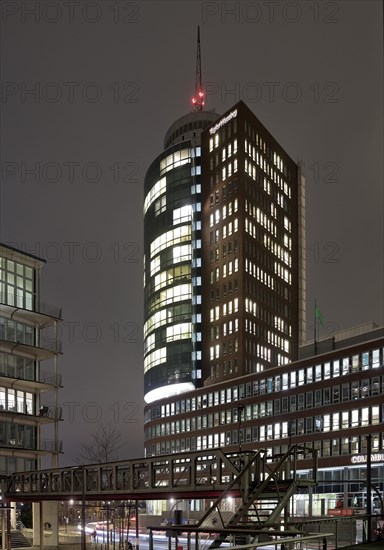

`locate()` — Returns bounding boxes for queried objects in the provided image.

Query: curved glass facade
[143,111,219,404]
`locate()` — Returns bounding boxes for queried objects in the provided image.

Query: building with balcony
[0,243,62,477]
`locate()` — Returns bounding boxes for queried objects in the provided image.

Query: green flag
[315,304,325,326]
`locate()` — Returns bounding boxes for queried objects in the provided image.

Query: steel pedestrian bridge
[1,446,322,549]
[2,446,317,503]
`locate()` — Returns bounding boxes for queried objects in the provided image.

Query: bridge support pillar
[33,501,59,548]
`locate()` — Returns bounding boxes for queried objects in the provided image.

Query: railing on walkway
[2,446,317,503]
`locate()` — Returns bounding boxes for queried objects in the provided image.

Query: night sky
[0,1,382,466]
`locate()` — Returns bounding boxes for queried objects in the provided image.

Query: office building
[144,322,384,515]
[201,101,306,384]
[144,100,305,420]
[143,109,220,404]
[143,99,382,516]
[0,243,62,478]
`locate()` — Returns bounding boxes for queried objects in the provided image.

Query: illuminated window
[166,323,191,342]
[150,256,160,276]
[144,177,166,214]
[145,333,155,353]
[173,205,192,225]
[151,225,191,256]
[155,195,166,216]
[173,244,191,263]
[160,149,190,175]
[144,347,167,372]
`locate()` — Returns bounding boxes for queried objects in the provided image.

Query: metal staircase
[195,445,318,548]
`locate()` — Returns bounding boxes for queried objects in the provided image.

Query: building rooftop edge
[144,324,384,407]
[0,242,46,265]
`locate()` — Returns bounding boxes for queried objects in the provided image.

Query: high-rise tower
[201,101,306,384]
[143,32,306,451]
[143,30,220,403]
[143,109,220,404]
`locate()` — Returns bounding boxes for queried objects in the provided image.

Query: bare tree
[77,422,124,464]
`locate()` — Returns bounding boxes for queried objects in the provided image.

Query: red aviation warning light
[192,90,205,109]
[192,26,205,111]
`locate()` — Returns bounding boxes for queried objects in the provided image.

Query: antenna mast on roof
[192,26,205,111]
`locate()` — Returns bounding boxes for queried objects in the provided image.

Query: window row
[209,199,238,219]
[0,387,34,414]
[245,202,277,238]
[263,234,291,267]
[146,432,383,460]
[147,284,192,315]
[159,149,190,175]
[144,322,193,354]
[144,176,166,214]
[0,318,34,346]
[245,259,275,289]
[150,245,192,277]
[245,139,290,196]
[150,225,191,257]
[210,278,239,301]
[145,405,382,443]
[0,421,37,449]
[152,265,191,293]
[210,298,239,321]
[145,354,384,422]
[209,136,238,154]
[245,179,290,216]
[0,353,35,381]
[144,303,193,339]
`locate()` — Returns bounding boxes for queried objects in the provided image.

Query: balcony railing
[0,364,62,386]
[0,292,62,320]
[0,333,62,354]
[0,402,62,420]
[0,437,62,453]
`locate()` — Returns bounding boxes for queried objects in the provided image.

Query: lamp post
[366,435,372,542]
